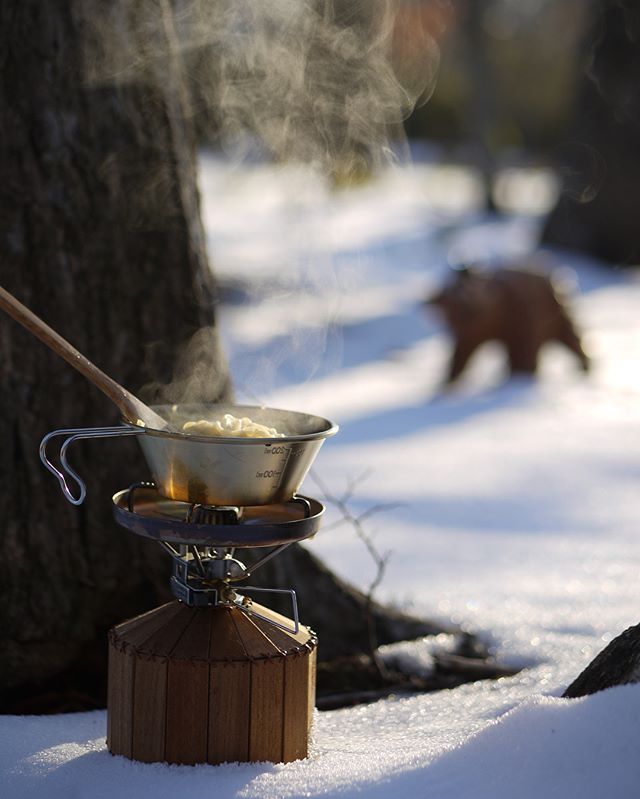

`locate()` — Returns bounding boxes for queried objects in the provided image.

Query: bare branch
[309,467,395,678]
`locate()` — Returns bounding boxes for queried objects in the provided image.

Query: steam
[82,0,448,405]
[83,0,447,179]
[141,326,232,407]
[208,0,442,177]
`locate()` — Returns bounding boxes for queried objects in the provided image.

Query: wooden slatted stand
[107,601,317,765]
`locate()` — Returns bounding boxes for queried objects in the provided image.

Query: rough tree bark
[0,1,440,712]
[0,0,232,710]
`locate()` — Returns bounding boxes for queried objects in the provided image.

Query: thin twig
[310,469,396,679]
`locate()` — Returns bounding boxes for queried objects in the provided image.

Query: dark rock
[564,623,640,698]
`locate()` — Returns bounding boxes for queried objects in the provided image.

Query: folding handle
[240,587,300,634]
[39,426,143,505]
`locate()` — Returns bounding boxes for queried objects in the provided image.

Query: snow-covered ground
[4,153,640,798]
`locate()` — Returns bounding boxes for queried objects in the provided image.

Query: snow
[4,152,640,797]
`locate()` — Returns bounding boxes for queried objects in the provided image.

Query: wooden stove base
[107,601,317,765]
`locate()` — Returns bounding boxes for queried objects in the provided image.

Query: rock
[564,623,640,698]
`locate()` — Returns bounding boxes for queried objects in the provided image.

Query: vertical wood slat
[249,658,285,762]
[308,647,317,732]
[282,653,312,762]
[208,661,251,764]
[108,602,185,760]
[131,656,168,763]
[107,640,135,758]
[164,610,212,765]
[130,603,193,764]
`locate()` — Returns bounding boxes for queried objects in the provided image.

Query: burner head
[187,505,240,526]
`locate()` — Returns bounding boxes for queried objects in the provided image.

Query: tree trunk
[542,0,640,264]
[459,0,501,212]
[0,0,447,713]
[0,0,231,707]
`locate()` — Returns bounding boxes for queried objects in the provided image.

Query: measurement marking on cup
[259,443,293,489]
[256,470,282,480]
[266,446,288,455]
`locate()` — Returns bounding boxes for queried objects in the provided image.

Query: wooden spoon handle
[0,285,167,429]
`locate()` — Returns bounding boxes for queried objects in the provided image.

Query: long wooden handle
[0,285,167,429]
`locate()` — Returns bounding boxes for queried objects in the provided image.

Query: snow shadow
[332,381,540,446]
[232,317,369,388]
[227,304,438,398]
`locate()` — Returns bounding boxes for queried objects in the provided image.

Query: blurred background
[188,0,639,266]
[405,1,587,167]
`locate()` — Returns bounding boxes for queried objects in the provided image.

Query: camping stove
[112,481,325,631]
[39,416,334,765]
[109,485,324,764]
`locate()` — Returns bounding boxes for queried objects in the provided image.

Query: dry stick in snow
[311,470,399,679]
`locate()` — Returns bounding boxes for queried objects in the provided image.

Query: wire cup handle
[39,426,144,506]
[240,587,300,635]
